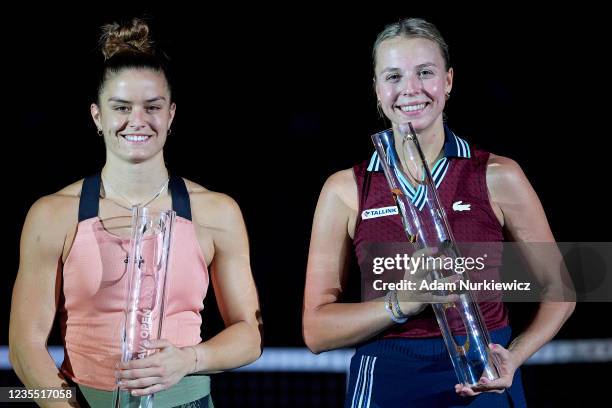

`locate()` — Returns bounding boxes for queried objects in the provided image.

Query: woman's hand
[396,246,458,316]
[117,339,196,396]
[455,343,519,397]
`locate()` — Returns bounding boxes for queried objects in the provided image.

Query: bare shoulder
[27,180,82,223]
[320,168,358,211]
[57,178,87,195]
[21,180,83,252]
[182,178,210,194]
[183,177,237,210]
[182,178,242,227]
[486,153,538,206]
[486,153,532,192]
[487,154,524,177]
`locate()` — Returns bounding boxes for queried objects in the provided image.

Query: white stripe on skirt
[350,355,377,408]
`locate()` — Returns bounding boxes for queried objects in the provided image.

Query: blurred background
[2,4,610,407]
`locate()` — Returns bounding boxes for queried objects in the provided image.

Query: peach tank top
[59,173,209,390]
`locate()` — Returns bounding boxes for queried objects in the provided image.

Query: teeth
[125,135,149,142]
[400,103,426,112]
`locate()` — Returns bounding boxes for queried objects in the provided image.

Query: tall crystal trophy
[114,207,175,408]
[372,123,500,386]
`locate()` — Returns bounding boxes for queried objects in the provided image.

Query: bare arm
[487,155,575,367]
[192,194,262,372]
[9,196,76,407]
[303,170,425,353]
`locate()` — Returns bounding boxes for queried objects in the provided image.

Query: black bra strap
[169,175,192,221]
[78,172,101,222]
[78,172,192,221]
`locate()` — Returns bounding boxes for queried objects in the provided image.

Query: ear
[168,102,176,129]
[373,76,382,102]
[445,67,454,95]
[91,103,102,131]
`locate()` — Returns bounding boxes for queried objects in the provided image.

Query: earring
[97,129,103,137]
[445,92,450,100]
[168,128,172,135]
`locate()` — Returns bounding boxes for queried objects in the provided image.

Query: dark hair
[373,18,450,72]
[96,18,172,102]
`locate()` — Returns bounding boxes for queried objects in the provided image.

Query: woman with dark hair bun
[9,18,262,407]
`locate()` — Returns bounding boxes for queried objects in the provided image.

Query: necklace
[101,175,169,211]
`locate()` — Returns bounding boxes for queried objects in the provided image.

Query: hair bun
[100,18,154,60]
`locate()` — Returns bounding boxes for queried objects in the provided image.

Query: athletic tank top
[59,173,209,390]
[353,126,508,338]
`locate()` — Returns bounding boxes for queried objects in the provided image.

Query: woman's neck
[101,154,169,204]
[392,120,445,167]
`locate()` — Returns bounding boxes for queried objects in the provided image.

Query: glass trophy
[372,123,500,386]
[114,206,175,408]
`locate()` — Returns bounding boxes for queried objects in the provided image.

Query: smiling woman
[91,21,175,167]
[374,36,452,132]
[9,18,262,407]
[303,17,574,408]
[94,69,173,163]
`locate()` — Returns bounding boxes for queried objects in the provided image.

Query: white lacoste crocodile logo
[452,201,471,212]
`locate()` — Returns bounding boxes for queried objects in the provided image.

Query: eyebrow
[145,97,166,103]
[415,63,438,70]
[107,96,167,103]
[379,62,439,74]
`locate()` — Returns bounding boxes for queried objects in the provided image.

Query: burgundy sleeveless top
[353,126,509,338]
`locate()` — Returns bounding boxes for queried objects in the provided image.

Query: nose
[401,74,423,96]
[128,106,147,128]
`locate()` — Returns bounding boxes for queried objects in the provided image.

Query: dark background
[3,5,610,407]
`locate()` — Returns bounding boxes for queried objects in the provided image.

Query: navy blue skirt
[345,326,527,408]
